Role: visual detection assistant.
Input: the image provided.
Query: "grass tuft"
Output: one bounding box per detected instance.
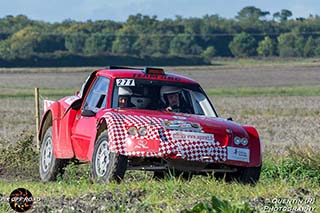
[262,145,320,185]
[0,132,39,180]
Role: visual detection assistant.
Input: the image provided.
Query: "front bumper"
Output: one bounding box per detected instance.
[112,137,259,167]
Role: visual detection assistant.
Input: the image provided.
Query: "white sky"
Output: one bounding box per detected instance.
[0,0,319,22]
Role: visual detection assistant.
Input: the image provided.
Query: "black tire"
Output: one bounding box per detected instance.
[91,131,128,183]
[153,169,193,181]
[153,171,167,180]
[229,166,261,185]
[39,127,68,181]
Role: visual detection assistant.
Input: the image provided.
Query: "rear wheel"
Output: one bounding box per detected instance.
[237,166,261,184]
[39,127,68,181]
[91,131,128,182]
[227,166,261,185]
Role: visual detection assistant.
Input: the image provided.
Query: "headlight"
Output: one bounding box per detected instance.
[234,136,241,145]
[128,127,137,136]
[241,138,248,146]
[234,136,249,146]
[138,127,147,136]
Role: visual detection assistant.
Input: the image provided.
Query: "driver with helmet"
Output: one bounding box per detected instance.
[160,86,189,113]
[118,87,133,108]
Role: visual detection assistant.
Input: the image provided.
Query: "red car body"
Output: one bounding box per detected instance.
[38,67,262,183]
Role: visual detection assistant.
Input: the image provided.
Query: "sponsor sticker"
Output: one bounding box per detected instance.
[116,79,135,86]
[227,147,250,162]
[125,138,160,152]
[171,131,215,143]
[172,115,187,120]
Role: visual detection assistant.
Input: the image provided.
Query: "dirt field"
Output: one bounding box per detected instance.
[0,63,319,149]
[0,63,319,211]
[1,63,320,88]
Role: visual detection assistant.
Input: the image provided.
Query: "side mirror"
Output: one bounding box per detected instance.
[81,109,96,117]
[71,99,82,110]
[227,117,233,121]
[75,90,80,96]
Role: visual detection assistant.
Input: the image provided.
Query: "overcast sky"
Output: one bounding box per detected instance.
[0,0,319,22]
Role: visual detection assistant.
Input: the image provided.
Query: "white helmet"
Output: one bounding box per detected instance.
[160,86,181,103]
[118,87,133,96]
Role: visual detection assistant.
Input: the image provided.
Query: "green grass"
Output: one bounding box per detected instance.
[0,172,318,212]
[0,135,319,212]
[0,87,76,99]
[206,86,320,97]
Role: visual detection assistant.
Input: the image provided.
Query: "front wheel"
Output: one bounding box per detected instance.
[39,127,68,181]
[91,131,128,182]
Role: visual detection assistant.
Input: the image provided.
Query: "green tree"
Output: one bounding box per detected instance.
[0,40,13,60]
[229,32,257,57]
[0,25,41,59]
[201,46,216,60]
[273,9,293,22]
[84,33,114,55]
[314,38,320,56]
[169,34,202,56]
[65,32,88,54]
[277,32,304,57]
[257,36,276,56]
[303,37,316,57]
[236,6,270,22]
[0,15,33,35]
[34,34,66,53]
[111,27,137,55]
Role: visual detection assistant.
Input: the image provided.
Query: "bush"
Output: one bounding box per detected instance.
[202,46,216,61]
[262,144,320,184]
[0,133,39,179]
[257,36,276,56]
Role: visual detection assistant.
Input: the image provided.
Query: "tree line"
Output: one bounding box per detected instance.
[1,6,320,65]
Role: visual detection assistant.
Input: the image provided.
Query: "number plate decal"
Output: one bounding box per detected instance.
[227,147,250,162]
[116,79,135,86]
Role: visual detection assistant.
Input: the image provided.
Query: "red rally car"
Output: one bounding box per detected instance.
[38,66,262,184]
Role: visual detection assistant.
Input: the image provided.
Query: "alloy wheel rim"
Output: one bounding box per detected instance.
[95,140,110,177]
[41,137,53,172]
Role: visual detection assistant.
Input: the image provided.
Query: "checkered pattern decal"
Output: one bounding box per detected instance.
[102,112,227,163]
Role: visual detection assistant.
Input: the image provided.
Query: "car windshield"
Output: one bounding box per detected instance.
[112,79,217,117]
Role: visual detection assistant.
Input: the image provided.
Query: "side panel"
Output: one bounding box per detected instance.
[56,108,77,158]
[41,102,62,158]
[71,113,97,161]
[38,101,76,159]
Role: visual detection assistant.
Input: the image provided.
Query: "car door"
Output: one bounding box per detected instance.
[71,76,110,161]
